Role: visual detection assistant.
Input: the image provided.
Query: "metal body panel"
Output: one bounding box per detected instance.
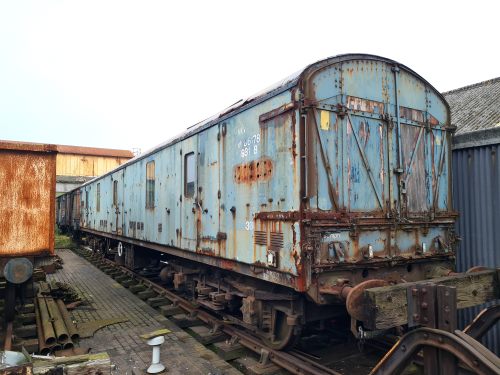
[77,89,300,276]
[198,125,221,256]
[0,141,56,257]
[58,54,455,297]
[111,168,124,235]
[303,59,455,265]
[453,137,500,355]
[220,89,300,272]
[180,136,198,249]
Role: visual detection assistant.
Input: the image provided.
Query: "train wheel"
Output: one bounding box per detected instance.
[262,310,300,350]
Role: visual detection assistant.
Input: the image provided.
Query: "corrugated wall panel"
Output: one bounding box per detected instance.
[452,142,500,355]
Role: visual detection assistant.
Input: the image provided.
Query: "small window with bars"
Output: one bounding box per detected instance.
[184,152,196,198]
[96,183,101,212]
[146,161,155,208]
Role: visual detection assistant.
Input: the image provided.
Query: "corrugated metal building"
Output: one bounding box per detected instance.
[444,77,500,354]
[55,145,133,195]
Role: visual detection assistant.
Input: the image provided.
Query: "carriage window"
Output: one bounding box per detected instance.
[96,183,101,212]
[184,152,195,198]
[146,161,155,208]
[85,191,89,209]
[113,180,118,206]
[76,192,81,216]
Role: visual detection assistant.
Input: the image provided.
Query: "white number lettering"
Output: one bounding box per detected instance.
[237,133,261,158]
[240,147,250,158]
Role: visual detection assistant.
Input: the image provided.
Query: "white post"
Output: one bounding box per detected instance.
[146,335,165,374]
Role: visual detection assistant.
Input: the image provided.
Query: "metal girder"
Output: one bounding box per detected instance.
[369,327,500,375]
[463,304,500,341]
[371,282,499,374]
[406,284,458,374]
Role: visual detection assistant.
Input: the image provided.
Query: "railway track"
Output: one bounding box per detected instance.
[7,247,497,374]
[73,246,384,375]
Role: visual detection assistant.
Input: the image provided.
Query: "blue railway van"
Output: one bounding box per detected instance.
[57,54,476,349]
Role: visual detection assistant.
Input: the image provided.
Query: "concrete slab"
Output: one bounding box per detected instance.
[137,289,157,300]
[146,297,171,308]
[188,325,226,345]
[170,314,203,328]
[213,341,248,361]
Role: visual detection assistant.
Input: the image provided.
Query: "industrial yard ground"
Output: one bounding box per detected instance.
[49,248,241,375]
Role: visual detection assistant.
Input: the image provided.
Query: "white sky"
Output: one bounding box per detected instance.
[0,0,498,152]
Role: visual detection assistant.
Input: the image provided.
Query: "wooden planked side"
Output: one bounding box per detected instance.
[363,269,500,330]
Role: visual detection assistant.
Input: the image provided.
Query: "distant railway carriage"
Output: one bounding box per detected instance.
[0,140,57,321]
[57,54,480,348]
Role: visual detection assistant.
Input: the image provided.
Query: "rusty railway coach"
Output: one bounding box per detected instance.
[1,140,57,321]
[57,54,498,349]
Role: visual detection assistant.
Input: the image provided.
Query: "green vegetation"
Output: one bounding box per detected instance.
[55,229,78,249]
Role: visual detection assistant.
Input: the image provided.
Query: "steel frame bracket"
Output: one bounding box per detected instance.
[406,283,458,374]
[464,304,500,340]
[369,327,500,375]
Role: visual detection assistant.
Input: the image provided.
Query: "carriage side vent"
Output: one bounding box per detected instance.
[254,231,267,246]
[269,232,284,250]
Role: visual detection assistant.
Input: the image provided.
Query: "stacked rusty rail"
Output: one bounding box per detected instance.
[35,282,79,355]
[2,321,13,351]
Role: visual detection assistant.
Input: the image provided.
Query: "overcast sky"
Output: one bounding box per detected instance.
[0,0,498,153]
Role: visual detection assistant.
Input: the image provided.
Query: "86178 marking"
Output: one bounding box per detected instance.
[238,133,260,158]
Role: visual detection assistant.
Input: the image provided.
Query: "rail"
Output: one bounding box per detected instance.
[77,247,500,375]
[87,249,341,375]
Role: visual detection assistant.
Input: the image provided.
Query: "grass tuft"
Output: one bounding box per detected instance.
[55,229,78,249]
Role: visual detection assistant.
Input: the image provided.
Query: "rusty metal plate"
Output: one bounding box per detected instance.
[4,258,33,284]
[0,145,56,257]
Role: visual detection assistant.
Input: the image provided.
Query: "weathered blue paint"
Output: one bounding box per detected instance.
[307,58,453,263]
[57,54,456,295]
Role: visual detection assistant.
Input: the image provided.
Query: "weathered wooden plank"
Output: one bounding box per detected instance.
[364,269,499,330]
[33,352,111,375]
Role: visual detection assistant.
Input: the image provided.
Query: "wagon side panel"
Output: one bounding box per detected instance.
[0,149,56,256]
